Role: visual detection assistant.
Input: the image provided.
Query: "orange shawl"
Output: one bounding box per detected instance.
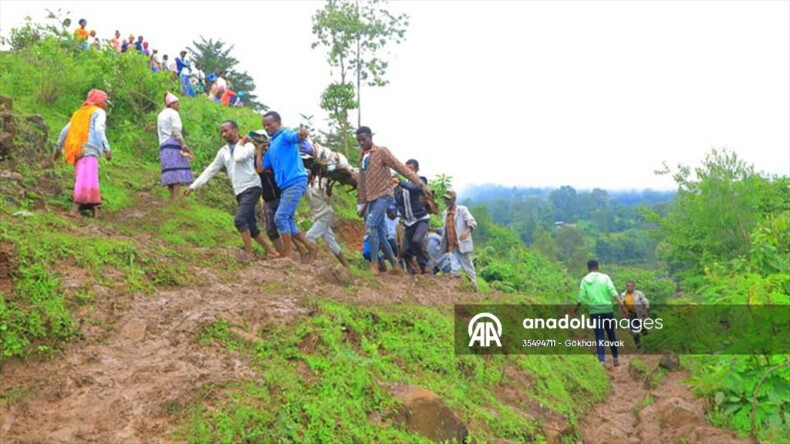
[63,105,99,165]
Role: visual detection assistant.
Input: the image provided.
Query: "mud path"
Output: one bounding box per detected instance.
[0,265,293,443]
[0,226,476,444]
[580,355,754,444]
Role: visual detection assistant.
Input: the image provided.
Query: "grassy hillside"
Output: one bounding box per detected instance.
[0,35,614,443]
[1,30,786,443]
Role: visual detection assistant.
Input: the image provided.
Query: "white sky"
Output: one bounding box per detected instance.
[1,0,788,192]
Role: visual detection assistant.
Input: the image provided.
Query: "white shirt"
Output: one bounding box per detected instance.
[306,179,334,221]
[215,77,227,90]
[190,142,260,196]
[156,107,183,145]
[179,58,191,77]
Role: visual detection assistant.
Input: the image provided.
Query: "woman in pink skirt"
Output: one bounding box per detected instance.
[54,89,112,218]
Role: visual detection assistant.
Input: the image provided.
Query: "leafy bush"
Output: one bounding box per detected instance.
[688,355,789,441]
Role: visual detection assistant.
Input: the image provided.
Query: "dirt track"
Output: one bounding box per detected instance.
[0,211,758,443]
[580,355,754,444]
[0,228,478,443]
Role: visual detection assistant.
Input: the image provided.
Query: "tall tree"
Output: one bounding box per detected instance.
[654,149,785,276]
[549,185,578,223]
[312,0,409,152]
[555,225,589,275]
[187,36,265,111]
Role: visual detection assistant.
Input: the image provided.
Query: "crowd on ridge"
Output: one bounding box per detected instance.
[72,18,246,107]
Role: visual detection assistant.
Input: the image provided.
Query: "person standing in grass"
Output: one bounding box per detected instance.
[576,259,626,366]
[121,34,134,53]
[184,120,279,262]
[440,189,478,290]
[54,89,112,218]
[192,63,206,95]
[109,30,122,52]
[157,92,193,199]
[618,280,650,350]
[175,51,194,96]
[74,19,89,50]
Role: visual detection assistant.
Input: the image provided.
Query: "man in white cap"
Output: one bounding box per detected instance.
[440,189,478,290]
[157,91,193,199]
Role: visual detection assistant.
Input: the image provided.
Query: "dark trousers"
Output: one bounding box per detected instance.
[262,199,280,240]
[628,312,644,348]
[235,187,262,238]
[402,219,430,272]
[591,313,619,362]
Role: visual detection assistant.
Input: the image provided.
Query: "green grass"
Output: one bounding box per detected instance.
[152,199,239,248]
[180,299,610,443]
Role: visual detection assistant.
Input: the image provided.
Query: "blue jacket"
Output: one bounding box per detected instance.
[395,176,429,226]
[263,128,308,190]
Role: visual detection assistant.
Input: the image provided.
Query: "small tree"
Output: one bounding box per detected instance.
[1,9,72,51]
[319,82,357,156]
[654,149,777,277]
[311,0,408,151]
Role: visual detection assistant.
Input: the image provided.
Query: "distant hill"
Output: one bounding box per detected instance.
[461,183,674,208]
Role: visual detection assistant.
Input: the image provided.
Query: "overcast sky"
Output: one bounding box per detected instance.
[1,0,788,192]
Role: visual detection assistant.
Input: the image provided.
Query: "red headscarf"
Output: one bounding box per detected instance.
[83,89,108,107]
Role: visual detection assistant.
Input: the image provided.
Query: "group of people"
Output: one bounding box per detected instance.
[54,89,480,288]
[72,19,245,107]
[55,89,656,368]
[162,53,244,107]
[353,128,478,288]
[74,19,155,59]
[576,259,651,366]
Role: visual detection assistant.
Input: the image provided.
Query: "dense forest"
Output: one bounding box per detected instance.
[462,185,674,271]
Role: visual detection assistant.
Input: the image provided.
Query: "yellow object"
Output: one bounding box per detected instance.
[74,28,89,41]
[63,105,99,165]
[624,291,635,313]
